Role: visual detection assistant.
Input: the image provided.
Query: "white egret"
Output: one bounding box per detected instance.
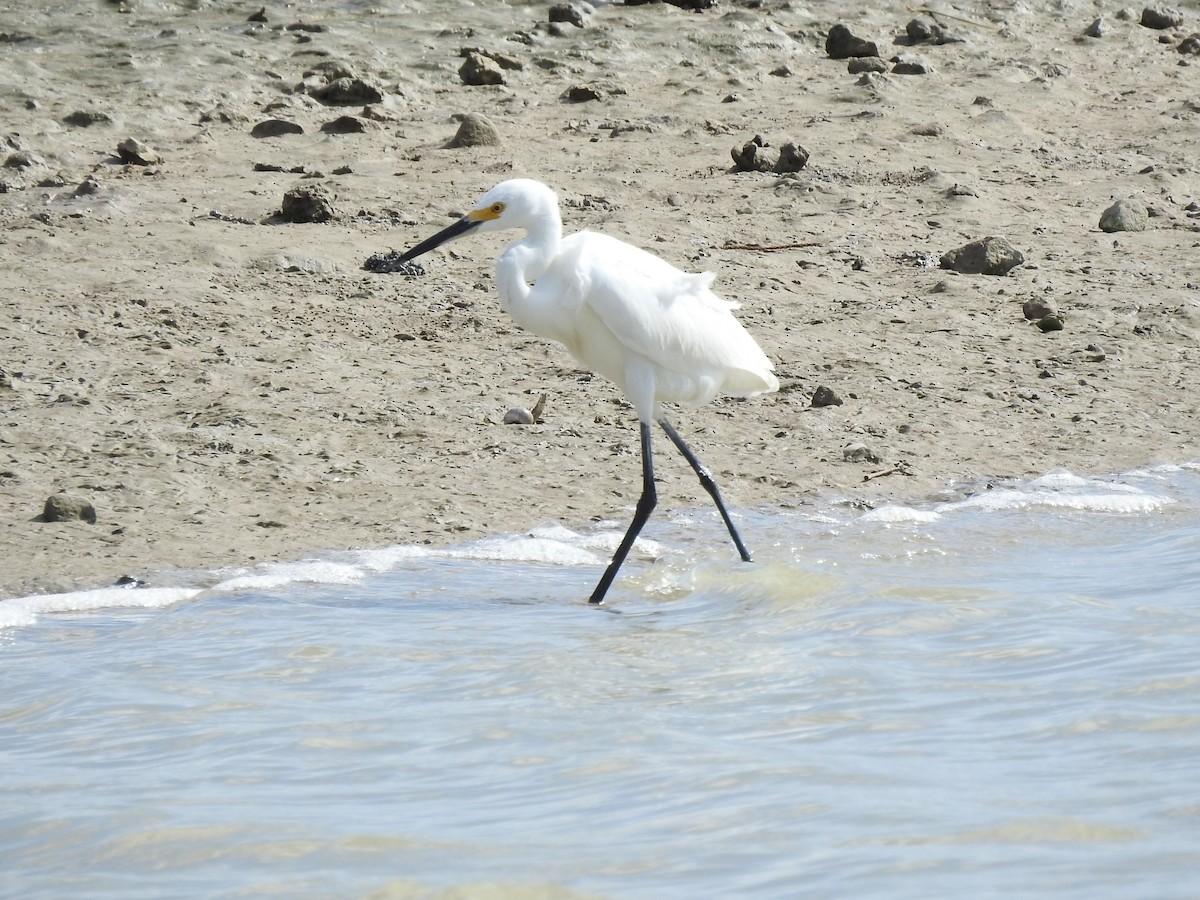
[398,179,778,604]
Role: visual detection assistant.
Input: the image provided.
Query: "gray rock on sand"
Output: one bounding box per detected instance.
[825,24,879,60]
[848,57,888,74]
[460,53,505,86]
[811,385,844,408]
[731,135,809,174]
[447,113,502,148]
[940,236,1025,275]
[280,184,335,223]
[549,3,588,27]
[1099,198,1148,232]
[1140,6,1184,29]
[63,109,114,128]
[116,137,162,165]
[843,442,883,464]
[1022,296,1059,320]
[251,118,304,138]
[42,493,97,524]
[311,77,384,106]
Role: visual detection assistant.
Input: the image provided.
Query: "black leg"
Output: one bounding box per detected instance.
[589,421,657,605]
[658,417,752,562]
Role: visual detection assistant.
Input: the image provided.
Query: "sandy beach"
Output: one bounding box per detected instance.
[1,0,1197,598]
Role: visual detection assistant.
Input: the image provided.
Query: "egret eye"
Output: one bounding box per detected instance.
[491,202,505,214]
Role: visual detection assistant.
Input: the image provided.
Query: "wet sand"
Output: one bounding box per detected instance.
[1,1,1197,597]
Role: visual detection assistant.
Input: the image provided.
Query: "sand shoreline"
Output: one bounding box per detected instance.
[2,0,1198,599]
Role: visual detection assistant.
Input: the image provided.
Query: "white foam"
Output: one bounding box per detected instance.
[441,535,603,566]
[858,505,942,524]
[212,560,366,593]
[949,488,1170,515]
[0,586,201,630]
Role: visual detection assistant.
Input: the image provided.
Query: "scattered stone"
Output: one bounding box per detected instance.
[280,184,335,223]
[248,6,267,22]
[565,85,603,102]
[1180,33,1200,53]
[769,65,793,77]
[311,76,384,105]
[1022,296,1059,320]
[364,251,425,275]
[811,385,844,408]
[41,493,97,525]
[72,174,100,197]
[891,55,933,75]
[843,442,883,464]
[1036,314,1065,332]
[116,137,161,165]
[447,112,502,148]
[825,23,879,59]
[848,56,888,74]
[730,135,809,174]
[1141,6,1184,29]
[286,21,328,33]
[906,17,938,42]
[459,47,524,71]
[503,407,535,425]
[63,109,114,128]
[251,118,304,138]
[1099,198,1148,232]
[1085,17,1105,37]
[459,52,505,86]
[549,3,587,27]
[3,150,42,169]
[940,236,1025,275]
[115,574,146,587]
[320,115,368,134]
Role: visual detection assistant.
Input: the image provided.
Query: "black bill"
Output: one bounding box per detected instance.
[399,216,481,263]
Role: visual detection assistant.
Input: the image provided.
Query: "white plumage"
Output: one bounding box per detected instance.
[399,178,778,604]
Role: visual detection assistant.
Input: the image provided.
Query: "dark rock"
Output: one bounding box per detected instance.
[565,84,603,102]
[825,24,879,59]
[1099,198,1148,232]
[1036,315,1065,332]
[311,77,384,105]
[364,252,425,275]
[731,136,776,172]
[248,6,267,22]
[320,115,368,134]
[42,493,97,524]
[891,56,933,74]
[280,184,335,223]
[940,236,1025,275]
[848,56,888,74]
[116,137,161,165]
[459,47,524,71]
[286,21,328,33]
[1141,6,1184,28]
[447,112,502,147]
[906,17,938,42]
[1179,33,1200,53]
[1022,296,1058,320]
[459,52,505,86]
[549,3,587,27]
[3,151,41,169]
[730,135,809,174]
[251,118,304,138]
[776,142,810,173]
[843,442,883,464]
[72,174,100,197]
[63,109,114,128]
[1085,17,1105,37]
[811,385,844,408]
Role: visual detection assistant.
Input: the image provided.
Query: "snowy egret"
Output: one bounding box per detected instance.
[398,179,778,604]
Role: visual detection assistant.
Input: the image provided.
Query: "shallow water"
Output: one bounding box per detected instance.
[4,466,1200,899]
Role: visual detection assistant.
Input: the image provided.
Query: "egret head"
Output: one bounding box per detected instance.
[398,179,557,263]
